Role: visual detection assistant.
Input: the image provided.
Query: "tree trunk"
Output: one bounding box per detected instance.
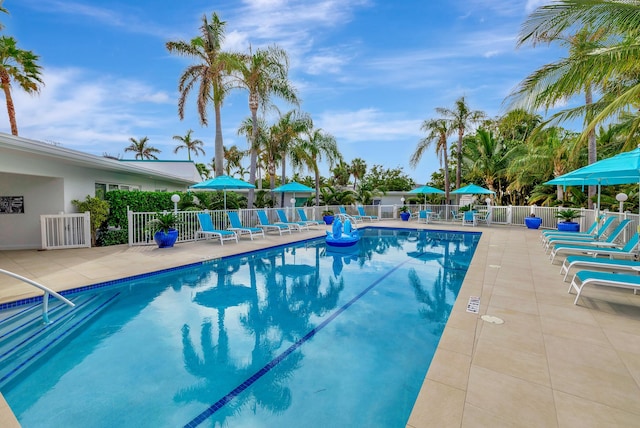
[1,72,18,136]
[214,102,224,177]
[247,105,258,208]
[585,85,596,210]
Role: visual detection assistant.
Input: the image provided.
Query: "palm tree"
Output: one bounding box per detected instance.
[124,136,160,160]
[223,145,245,176]
[229,45,299,208]
[166,13,234,176]
[293,128,342,206]
[195,163,211,179]
[411,118,454,201]
[436,97,485,189]
[331,161,351,187]
[350,158,367,190]
[0,36,44,136]
[238,115,269,189]
[463,129,508,194]
[172,129,205,161]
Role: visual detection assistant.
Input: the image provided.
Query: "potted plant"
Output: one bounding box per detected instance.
[147,212,181,248]
[400,205,411,221]
[524,213,542,229]
[322,209,335,225]
[555,208,582,232]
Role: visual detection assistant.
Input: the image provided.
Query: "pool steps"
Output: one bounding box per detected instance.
[0,291,120,388]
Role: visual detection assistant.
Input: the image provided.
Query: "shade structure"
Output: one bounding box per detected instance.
[408,185,445,204]
[271,181,314,204]
[545,147,640,215]
[450,184,495,195]
[190,175,255,209]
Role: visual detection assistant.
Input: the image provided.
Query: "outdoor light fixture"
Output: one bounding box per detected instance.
[171,194,180,214]
[616,193,628,214]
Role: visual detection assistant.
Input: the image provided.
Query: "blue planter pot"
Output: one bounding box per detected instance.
[557,222,580,232]
[154,228,178,248]
[323,215,334,225]
[400,212,411,221]
[525,217,542,229]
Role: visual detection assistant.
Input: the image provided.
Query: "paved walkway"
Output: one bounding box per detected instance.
[1,221,639,427]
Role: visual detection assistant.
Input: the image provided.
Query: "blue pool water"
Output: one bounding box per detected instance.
[3,228,479,427]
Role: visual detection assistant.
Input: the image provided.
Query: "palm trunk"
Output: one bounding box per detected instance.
[280,151,286,207]
[214,102,224,177]
[1,72,18,136]
[247,97,259,208]
[585,85,596,210]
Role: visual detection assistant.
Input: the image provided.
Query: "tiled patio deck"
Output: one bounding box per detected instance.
[1,221,639,427]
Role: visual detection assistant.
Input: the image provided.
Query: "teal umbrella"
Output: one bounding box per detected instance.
[272,181,315,205]
[408,185,445,204]
[450,184,495,195]
[190,175,255,209]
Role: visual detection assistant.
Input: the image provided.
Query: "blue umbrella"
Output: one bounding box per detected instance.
[408,185,445,204]
[272,181,314,204]
[450,184,495,195]
[190,175,255,209]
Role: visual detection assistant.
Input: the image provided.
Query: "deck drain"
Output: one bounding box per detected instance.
[481,315,504,324]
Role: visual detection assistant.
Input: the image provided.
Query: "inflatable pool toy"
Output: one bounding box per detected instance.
[326,217,360,248]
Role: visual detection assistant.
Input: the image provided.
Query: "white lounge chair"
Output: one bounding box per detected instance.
[256,210,292,235]
[357,206,379,221]
[544,219,629,253]
[276,209,309,232]
[297,208,323,228]
[195,213,238,245]
[227,211,264,240]
[549,232,640,263]
[560,255,640,281]
[568,270,640,305]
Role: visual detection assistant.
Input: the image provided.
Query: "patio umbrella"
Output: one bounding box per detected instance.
[450,184,495,195]
[190,175,255,209]
[408,185,445,205]
[272,181,314,204]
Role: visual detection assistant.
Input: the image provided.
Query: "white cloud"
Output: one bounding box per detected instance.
[317,108,422,143]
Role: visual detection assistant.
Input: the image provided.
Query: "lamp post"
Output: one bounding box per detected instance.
[616,193,628,214]
[171,194,180,214]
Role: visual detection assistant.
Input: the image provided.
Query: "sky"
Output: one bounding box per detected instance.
[1,0,564,185]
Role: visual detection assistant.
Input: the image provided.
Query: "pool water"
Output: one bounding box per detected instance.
[3,228,479,427]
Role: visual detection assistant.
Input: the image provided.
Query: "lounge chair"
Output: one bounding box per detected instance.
[417,210,429,224]
[568,270,640,305]
[450,209,464,221]
[297,208,323,228]
[356,206,379,221]
[339,206,362,222]
[195,213,238,245]
[544,218,628,253]
[475,211,491,226]
[276,209,310,232]
[542,216,616,247]
[560,255,640,281]
[541,215,604,241]
[256,210,292,235]
[549,232,639,263]
[226,211,265,240]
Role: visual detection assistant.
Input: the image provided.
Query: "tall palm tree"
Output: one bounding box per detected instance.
[411,118,454,201]
[293,128,342,206]
[229,45,299,208]
[436,97,485,189]
[331,161,351,187]
[124,136,161,160]
[238,115,269,189]
[223,144,245,176]
[350,158,367,190]
[166,12,234,176]
[463,129,508,194]
[0,36,44,136]
[172,129,205,161]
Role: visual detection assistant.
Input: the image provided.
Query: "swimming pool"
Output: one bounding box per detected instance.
[2,227,480,427]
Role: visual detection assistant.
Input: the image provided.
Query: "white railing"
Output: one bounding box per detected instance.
[40,212,91,250]
[125,204,640,246]
[0,268,75,324]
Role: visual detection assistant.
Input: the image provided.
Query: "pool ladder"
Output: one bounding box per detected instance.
[0,268,75,324]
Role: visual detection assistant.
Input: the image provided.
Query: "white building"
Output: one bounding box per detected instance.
[0,133,199,250]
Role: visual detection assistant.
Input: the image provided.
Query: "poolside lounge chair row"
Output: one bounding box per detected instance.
[195,209,325,245]
[537,217,640,305]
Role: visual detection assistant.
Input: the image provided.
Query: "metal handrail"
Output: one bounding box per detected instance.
[0,268,75,324]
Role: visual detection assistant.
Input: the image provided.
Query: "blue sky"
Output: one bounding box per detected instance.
[2,0,562,184]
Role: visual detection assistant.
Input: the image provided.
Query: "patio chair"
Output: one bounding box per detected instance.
[568,270,640,305]
[226,211,265,240]
[339,206,363,222]
[356,206,379,221]
[450,209,464,221]
[560,255,640,282]
[549,232,640,263]
[475,211,491,226]
[256,210,292,235]
[461,211,476,227]
[276,209,310,232]
[541,216,615,247]
[417,210,430,224]
[544,218,628,253]
[297,208,323,228]
[541,215,604,241]
[425,209,441,222]
[195,213,238,245]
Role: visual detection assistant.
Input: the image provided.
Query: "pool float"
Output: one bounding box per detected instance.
[326,217,360,248]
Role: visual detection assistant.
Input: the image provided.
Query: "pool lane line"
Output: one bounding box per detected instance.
[183,257,412,428]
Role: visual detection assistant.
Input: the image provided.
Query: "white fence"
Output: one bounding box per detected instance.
[40,212,91,250]
[126,204,640,247]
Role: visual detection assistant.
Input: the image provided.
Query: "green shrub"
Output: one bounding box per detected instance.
[96,229,128,246]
